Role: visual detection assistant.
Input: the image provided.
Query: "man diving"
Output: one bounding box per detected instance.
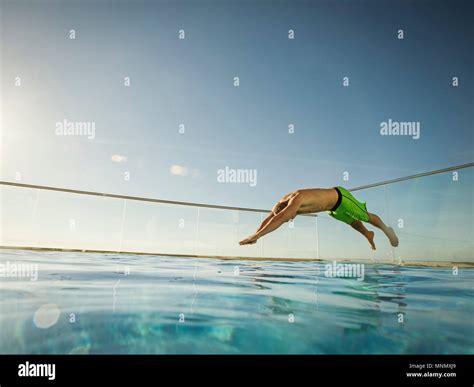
[239,187,399,250]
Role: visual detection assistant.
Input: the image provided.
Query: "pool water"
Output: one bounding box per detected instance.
[0,249,472,354]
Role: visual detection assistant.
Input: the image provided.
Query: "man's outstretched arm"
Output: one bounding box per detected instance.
[255,212,275,233]
[239,196,299,245]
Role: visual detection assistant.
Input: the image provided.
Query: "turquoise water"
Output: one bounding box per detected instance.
[0,249,472,354]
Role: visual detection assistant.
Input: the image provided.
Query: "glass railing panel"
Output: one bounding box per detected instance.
[33,189,124,251]
[1,185,124,250]
[120,200,199,256]
[196,208,264,258]
[0,184,38,246]
[384,166,473,262]
[263,214,319,259]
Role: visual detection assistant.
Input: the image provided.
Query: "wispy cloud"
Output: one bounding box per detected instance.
[170,164,188,177]
[111,154,127,163]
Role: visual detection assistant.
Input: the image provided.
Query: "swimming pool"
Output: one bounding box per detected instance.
[0,249,472,354]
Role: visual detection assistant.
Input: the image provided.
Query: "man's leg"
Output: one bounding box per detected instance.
[351,220,376,250]
[367,212,399,247]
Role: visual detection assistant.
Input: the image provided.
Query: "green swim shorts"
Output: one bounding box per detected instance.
[328,186,370,225]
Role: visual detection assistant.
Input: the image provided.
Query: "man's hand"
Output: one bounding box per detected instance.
[239,234,258,245]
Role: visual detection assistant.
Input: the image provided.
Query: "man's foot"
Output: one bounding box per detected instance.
[385,227,399,247]
[366,231,376,250]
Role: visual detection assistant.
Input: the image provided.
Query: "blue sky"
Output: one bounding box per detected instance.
[1,0,473,260]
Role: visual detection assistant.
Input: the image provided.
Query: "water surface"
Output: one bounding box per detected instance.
[0,249,472,354]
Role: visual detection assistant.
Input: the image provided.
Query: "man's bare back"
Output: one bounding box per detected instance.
[275,188,339,215]
[240,187,399,250]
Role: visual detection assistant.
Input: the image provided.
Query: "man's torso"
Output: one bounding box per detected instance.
[279,188,339,214]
